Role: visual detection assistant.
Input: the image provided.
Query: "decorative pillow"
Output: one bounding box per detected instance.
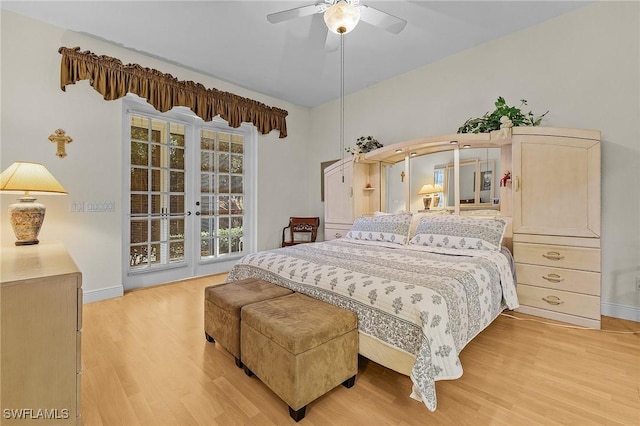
[409,215,507,251]
[345,213,412,245]
[409,210,452,239]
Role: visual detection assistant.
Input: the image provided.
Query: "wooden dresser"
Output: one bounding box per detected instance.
[1,242,82,424]
[511,127,601,328]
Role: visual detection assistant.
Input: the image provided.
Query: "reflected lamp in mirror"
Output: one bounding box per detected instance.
[0,162,68,245]
[432,184,443,208]
[418,184,437,210]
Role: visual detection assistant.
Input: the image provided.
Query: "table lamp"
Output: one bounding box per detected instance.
[0,161,68,245]
[432,184,443,208]
[418,184,435,210]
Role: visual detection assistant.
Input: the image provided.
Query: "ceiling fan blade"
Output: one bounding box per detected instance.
[267,3,327,24]
[309,14,330,50]
[325,33,340,53]
[359,5,407,34]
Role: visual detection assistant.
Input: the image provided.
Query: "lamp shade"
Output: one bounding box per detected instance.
[324,0,361,34]
[0,161,67,195]
[434,184,443,193]
[1,162,67,245]
[418,184,435,195]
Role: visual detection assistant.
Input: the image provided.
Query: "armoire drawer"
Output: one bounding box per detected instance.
[516,284,600,320]
[515,263,600,296]
[513,242,600,272]
[324,225,352,241]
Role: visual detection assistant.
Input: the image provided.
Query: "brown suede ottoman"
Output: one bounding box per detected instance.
[241,293,358,422]
[204,278,293,368]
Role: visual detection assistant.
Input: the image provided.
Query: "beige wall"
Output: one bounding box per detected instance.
[308,2,640,320]
[2,3,639,319]
[0,10,311,299]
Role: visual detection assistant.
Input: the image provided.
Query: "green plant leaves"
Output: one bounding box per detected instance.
[346,136,383,154]
[457,97,548,134]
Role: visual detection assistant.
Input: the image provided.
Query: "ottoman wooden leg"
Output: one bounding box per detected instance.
[205,332,215,343]
[243,366,254,377]
[342,375,356,388]
[288,406,306,422]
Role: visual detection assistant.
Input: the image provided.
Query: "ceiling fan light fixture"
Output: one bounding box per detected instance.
[324,1,361,34]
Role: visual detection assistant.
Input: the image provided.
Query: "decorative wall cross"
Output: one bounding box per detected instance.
[48,129,73,158]
[400,171,405,182]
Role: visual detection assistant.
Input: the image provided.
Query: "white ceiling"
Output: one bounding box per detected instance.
[2,1,590,108]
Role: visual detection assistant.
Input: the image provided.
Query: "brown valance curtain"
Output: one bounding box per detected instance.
[58,47,288,138]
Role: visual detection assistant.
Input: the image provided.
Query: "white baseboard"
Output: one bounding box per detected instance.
[601,301,640,322]
[83,285,124,303]
[83,283,639,322]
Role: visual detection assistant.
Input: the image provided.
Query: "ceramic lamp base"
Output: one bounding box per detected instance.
[8,197,45,245]
[422,196,432,210]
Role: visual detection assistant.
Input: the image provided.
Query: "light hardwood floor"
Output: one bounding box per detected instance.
[81,275,640,425]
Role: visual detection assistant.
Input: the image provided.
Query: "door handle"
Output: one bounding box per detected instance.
[186,211,192,216]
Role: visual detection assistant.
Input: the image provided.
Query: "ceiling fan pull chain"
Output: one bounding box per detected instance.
[340,32,345,182]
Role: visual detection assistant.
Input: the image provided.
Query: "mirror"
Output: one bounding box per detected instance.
[411,150,453,212]
[384,147,501,213]
[385,150,455,213]
[435,147,501,209]
[385,161,406,214]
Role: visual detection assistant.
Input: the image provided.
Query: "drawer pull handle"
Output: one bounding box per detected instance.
[542,273,564,283]
[542,251,565,261]
[334,233,342,238]
[542,295,564,305]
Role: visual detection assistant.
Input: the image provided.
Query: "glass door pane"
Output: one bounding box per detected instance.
[199,130,245,261]
[129,115,186,270]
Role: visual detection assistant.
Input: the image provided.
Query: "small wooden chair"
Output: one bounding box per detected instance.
[281,217,320,247]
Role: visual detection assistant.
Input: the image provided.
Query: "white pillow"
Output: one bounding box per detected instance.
[345,213,412,245]
[409,210,452,238]
[409,215,507,251]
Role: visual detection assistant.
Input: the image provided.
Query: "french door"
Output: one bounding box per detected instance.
[198,129,246,262]
[124,107,254,289]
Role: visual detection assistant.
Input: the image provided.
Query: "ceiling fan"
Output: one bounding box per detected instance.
[267,0,407,35]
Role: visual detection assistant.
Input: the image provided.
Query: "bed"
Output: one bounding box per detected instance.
[227,213,518,411]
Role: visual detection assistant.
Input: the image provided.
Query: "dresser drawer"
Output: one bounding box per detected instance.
[514,242,600,272]
[517,284,600,320]
[324,225,352,241]
[76,330,82,373]
[76,371,82,421]
[515,263,600,296]
[77,287,83,330]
